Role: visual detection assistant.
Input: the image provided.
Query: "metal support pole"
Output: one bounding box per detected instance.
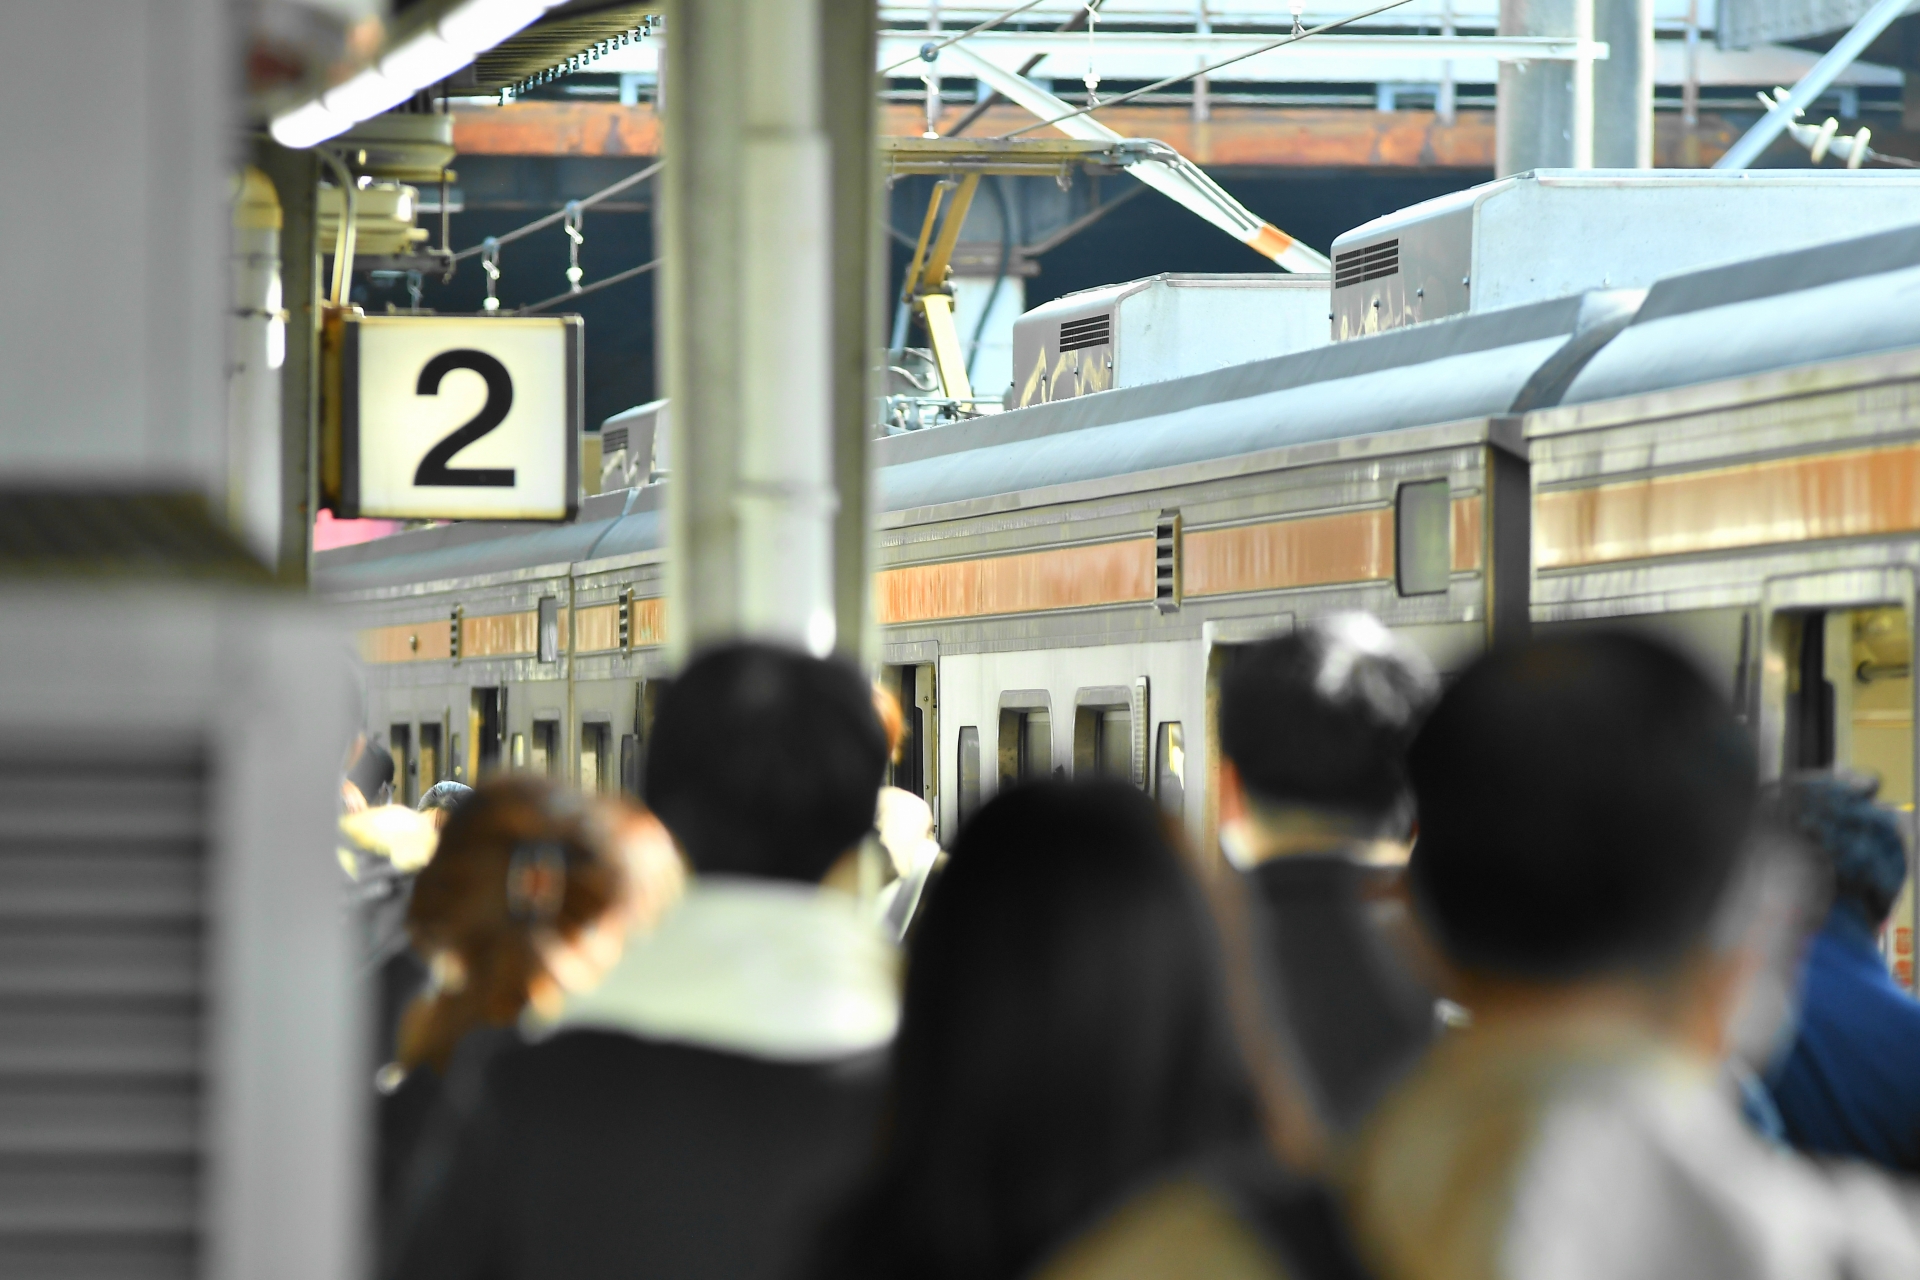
[1591,0,1651,166]
[1715,0,1916,169]
[660,0,874,660]
[1497,0,1595,174]
[252,141,322,585]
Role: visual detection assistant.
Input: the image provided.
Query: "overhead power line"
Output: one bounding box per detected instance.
[998,0,1418,139]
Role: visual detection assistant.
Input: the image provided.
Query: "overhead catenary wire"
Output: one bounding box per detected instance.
[449,159,664,263]
[880,0,1057,75]
[517,257,662,315]
[998,0,1417,138]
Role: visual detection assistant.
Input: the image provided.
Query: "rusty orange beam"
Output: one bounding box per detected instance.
[451,100,1755,169]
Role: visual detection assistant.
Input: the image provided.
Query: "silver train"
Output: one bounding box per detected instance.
[320,218,1920,992]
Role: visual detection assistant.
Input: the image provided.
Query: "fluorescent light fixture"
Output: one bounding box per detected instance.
[270,99,349,150]
[270,0,563,149]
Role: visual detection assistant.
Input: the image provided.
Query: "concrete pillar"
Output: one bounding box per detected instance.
[1497,0,1595,174]
[252,143,325,582]
[661,0,877,661]
[1592,0,1653,167]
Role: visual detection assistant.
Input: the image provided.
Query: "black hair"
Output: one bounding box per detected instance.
[641,641,887,882]
[1769,771,1907,928]
[1218,613,1438,825]
[1407,631,1758,979]
[415,780,473,813]
[349,738,396,798]
[807,781,1259,1280]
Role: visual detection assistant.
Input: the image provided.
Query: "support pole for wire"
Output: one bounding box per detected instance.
[1714,0,1917,169]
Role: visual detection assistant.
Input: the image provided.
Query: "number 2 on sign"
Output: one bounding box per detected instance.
[414,349,517,487]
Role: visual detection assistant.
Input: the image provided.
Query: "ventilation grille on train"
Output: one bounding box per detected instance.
[0,741,209,1278]
[1333,239,1399,289]
[602,426,628,455]
[1059,314,1112,352]
[1155,511,1181,613]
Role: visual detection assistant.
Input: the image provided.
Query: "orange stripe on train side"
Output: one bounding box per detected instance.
[1184,508,1393,596]
[875,539,1156,625]
[461,611,538,658]
[1537,441,1920,569]
[574,604,621,653]
[357,621,453,664]
[1452,495,1483,573]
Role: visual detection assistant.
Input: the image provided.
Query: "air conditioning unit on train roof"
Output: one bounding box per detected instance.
[1009,272,1330,410]
[1329,168,1920,342]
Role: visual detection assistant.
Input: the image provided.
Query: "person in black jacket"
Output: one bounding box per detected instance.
[390,642,896,1280]
[802,781,1369,1280]
[1216,614,1440,1137]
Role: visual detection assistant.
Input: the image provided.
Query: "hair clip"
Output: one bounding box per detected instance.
[506,841,568,924]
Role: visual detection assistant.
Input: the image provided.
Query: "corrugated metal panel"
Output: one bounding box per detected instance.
[0,743,208,1280]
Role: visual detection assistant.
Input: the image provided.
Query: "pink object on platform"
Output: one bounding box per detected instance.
[313,509,405,551]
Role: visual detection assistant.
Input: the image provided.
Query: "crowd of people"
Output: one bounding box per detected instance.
[338,620,1920,1280]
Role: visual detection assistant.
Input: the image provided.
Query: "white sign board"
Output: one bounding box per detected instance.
[337,315,581,521]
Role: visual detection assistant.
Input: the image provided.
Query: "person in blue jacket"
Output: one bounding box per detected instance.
[1767,771,1920,1173]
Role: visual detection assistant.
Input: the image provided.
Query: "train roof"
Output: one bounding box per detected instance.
[317,219,1920,597]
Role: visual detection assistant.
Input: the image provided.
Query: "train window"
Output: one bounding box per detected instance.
[389,724,413,805]
[1155,722,1186,822]
[957,727,981,824]
[538,596,561,664]
[581,722,610,794]
[532,720,560,778]
[1396,479,1452,597]
[418,723,441,788]
[620,733,641,797]
[450,733,463,781]
[510,733,527,770]
[998,707,1052,788]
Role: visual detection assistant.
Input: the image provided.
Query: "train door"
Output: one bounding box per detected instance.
[1764,580,1916,992]
[998,694,1054,790]
[580,721,611,794]
[418,721,442,788]
[531,719,560,778]
[469,687,504,780]
[881,664,936,812]
[389,724,413,805]
[1200,617,1294,869]
[1073,680,1149,788]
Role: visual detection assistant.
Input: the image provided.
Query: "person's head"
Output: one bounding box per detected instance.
[874,682,907,764]
[1770,770,1906,930]
[415,779,474,831]
[643,641,888,883]
[1217,613,1438,853]
[343,735,396,810]
[1407,632,1758,1023]
[831,781,1257,1280]
[400,775,626,1072]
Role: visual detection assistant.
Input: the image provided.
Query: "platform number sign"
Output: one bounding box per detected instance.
[330,315,582,521]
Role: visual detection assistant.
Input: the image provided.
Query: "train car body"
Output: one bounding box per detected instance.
[320,220,1920,990]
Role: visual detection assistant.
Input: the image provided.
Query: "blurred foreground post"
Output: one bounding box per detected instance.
[659,0,880,662]
[0,4,360,1279]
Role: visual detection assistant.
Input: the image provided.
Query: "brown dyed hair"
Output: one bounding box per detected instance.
[874,683,906,763]
[398,775,624,1073]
